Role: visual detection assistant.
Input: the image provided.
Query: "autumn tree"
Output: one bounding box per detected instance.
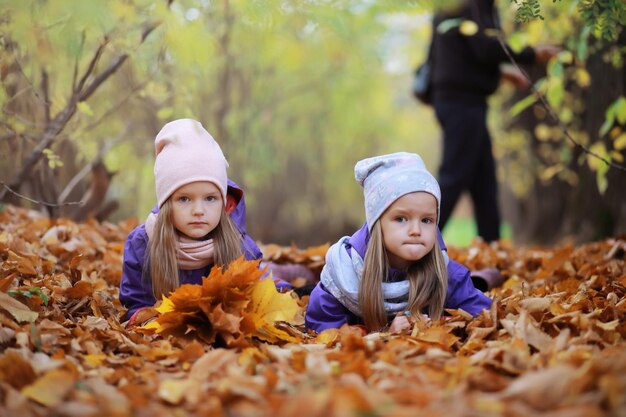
[496,0,626,243]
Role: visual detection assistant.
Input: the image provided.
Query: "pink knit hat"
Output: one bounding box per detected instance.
[154,119,228,208]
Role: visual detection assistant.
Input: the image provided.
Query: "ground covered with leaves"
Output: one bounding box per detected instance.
[0,205,625,417]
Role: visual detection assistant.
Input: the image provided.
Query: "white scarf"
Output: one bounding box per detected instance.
[320,236,410,317]
[144,213,215,270]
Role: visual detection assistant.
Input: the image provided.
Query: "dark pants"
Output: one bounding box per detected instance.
[434,100,500,242]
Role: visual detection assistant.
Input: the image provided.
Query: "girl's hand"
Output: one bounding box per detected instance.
[389,311,413,334]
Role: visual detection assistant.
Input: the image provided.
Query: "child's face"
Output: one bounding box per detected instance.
[379,191,437,270]
[171,181,223,240]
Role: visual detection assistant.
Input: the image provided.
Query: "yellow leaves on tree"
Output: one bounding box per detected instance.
[142,257,300,347]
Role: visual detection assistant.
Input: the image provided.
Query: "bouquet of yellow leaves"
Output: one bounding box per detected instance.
[140,257,302,347]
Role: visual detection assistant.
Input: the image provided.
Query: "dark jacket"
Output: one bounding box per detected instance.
[432,0,535,104]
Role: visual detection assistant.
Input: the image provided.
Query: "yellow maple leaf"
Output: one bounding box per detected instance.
[141,319,160,331]
[253,324,299,343]
[156,295,175,314]
[249,277,298,323]
[247,277,300,343]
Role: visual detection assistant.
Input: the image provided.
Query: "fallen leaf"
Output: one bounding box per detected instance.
[0,350,37,389]
[500,365,582,410]
[158,378,192,405]
[65,280,93,299]
[21,369,76,407]
[0,292,38,322]
[519,297,552,312]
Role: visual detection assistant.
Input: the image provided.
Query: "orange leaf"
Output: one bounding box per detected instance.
[65,280,93,299]
[207,303,242,334]
[0,273,16,292]
[247,277,300,343]
[169,284,203,311]
[8,250,38,276]
[0,351,37,390]
[413,325,459,349]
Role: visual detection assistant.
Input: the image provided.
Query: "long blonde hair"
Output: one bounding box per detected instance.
[358,220,448,331]
[146,199,243,299]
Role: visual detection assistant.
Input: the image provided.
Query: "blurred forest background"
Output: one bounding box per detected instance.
[1,0,625,247]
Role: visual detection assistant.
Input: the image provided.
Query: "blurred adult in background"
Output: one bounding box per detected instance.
[431,0,560,242]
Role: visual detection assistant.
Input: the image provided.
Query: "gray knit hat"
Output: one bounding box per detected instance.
[355,152,440,231]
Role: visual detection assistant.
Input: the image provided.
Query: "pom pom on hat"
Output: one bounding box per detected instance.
[154,119,228,208]
[354,152,441,231]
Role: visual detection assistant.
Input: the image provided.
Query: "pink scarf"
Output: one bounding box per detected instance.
[144,213,215,270]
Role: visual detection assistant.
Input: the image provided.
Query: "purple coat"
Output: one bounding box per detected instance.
[119,180,264,319]
[305,224,492,332]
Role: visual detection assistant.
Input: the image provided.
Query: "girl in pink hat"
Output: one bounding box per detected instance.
[120,119,289,325]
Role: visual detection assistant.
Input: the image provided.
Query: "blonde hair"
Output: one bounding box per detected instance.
[146,199,243,299]
[358,220,448,331]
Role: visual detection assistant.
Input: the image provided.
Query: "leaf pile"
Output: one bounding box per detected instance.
[141,258,301,347]
[1,205,626,417]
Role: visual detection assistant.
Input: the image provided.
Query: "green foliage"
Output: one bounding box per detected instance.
[578,0,626,42]
[600,96,626,137]
[513,0,626,43]
[513,0,545,22]
[510,93,537,117]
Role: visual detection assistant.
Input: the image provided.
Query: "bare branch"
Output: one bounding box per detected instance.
[140,21,158,43]
[75,36,108,95]
[57,138,118,204]
[79,23,158,102]
[0,21,161,201]
[57,163,92,205]
[81,81,147,133]
[1,181,83,207]
[11,51,46,106]
[71,31,85,93]
[41,68,50,124]
[0,100,78,201]
[78,54,127,102]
